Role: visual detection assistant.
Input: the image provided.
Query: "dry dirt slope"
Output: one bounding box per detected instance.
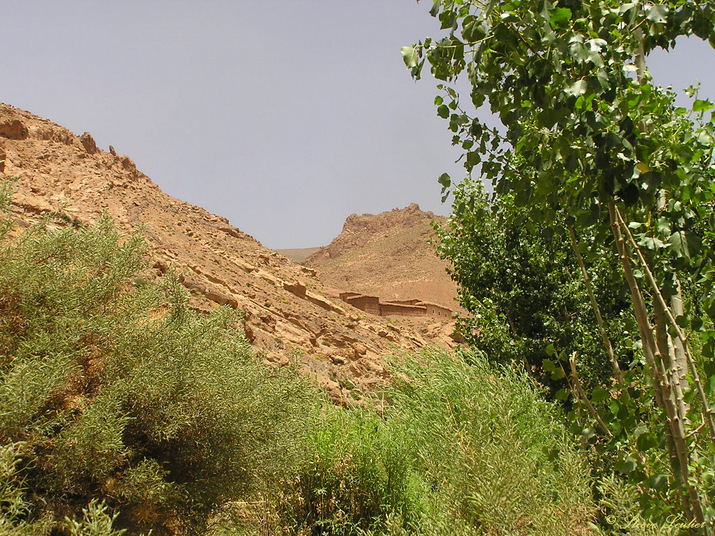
[0,103,457,402]
[303,203,459,310]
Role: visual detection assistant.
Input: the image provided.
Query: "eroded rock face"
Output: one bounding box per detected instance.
[0,119,28,140]
[0,102,457,404]
[120,155,136,173]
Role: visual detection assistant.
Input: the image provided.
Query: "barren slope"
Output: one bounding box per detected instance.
[304,203,458,309]
[0,103,457,402]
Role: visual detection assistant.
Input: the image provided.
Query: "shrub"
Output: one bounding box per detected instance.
[274,349,594,536]
[388,350,595,536]
[0,208,318,535]
[279,405,427,535]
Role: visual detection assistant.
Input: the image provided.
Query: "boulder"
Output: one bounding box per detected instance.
[80,132,98,154]
[283,281,307,299]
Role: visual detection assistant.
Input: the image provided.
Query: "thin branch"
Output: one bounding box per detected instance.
[567,225,624,384]
[569,352,613,438]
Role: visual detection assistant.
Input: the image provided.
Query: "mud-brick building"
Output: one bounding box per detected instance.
[339,292,381,316]
[339,293,452,320]
[419,302,453,320]
[379,301,427,318]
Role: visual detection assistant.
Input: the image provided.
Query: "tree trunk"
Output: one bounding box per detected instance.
[609,202,704,524]
[670,277,690,410]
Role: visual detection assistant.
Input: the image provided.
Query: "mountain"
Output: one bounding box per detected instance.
[0,103,457,402]
[303,203,459,310]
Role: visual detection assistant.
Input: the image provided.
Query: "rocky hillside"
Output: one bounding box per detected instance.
[0,103,457,403]
[304,203,459,309]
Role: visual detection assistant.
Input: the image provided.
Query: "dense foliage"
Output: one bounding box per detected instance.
[241,350,594,536]
[435,178,632,395]
[405,0,715,529]
[0,191,598,535]
[0,200,318,535]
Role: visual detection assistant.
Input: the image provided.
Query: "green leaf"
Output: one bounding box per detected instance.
[549,7,572,29]
[542,359,556,373]
[401,46,418,69]
[632,424,647,438]
[638,236,665,251]
[438,173,451,190]
[569,41,590,63]
[586,38,607,53]
[556,388,570,401]
[693,99,714,113]
[706,374,715,396]
[649,473,668,490]
[565,80,588,97]
[596,70,610,90]
[647,4,668,24]
[676,315,689,328]
[466,151,481,167]
[591,386,609,403]
[437,105,450,119]
[669,230,701,258]
[462,17,488,43]
[608,399,620,415]
[429,0,442,17]
[691,316,704,331]
[705,296,715,323]
[582,427,596,441]
[620,456,637,474]
[637,432,659,451]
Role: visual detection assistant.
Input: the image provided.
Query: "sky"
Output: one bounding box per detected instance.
[2,2,714,249]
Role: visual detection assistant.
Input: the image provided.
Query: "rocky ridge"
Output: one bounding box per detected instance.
[0,103,457,402]
[304,203,459,309]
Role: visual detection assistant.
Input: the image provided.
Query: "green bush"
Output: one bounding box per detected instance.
[273,350,594,536]
[279,405,426,535]
[0,209,318,535]
[387,350,595,535]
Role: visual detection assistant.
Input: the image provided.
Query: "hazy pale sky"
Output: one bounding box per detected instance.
[3,2,713,248]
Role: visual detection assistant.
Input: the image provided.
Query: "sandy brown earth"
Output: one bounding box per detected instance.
[303,203,460,310]
[0,103,458,403]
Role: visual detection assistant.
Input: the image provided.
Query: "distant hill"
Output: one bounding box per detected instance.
[303,203,459,310]
[276,247,322,263]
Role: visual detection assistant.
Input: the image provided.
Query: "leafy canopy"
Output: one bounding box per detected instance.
[403,0,715,323]
[405,0,715,527]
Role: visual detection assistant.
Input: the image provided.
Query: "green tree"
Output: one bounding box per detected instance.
[405,0,715,528]
[435,178,632,395]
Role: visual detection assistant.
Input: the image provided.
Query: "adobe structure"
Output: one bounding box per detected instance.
[339,292,453,320]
